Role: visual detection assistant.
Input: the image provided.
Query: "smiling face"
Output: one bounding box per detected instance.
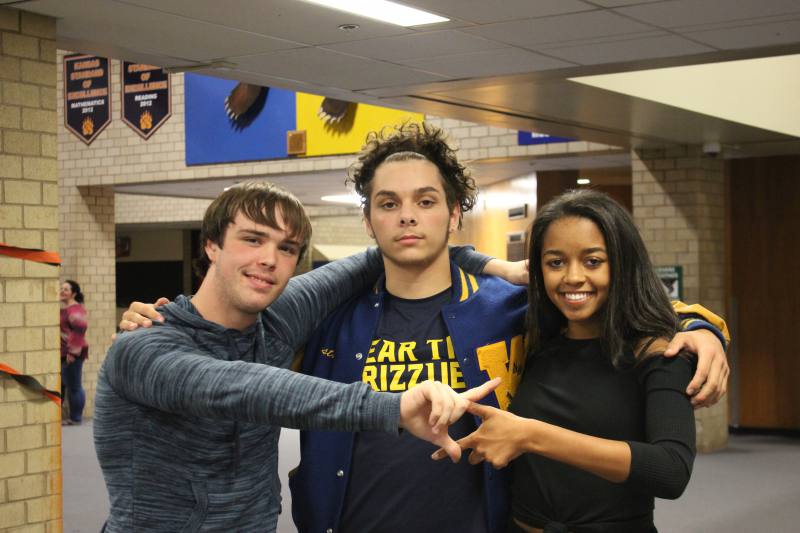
[202,210,301,328]
[540,216,610,339]
[364,158,459,270]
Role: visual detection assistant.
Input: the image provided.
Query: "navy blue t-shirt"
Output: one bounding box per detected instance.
[338,288,487,533]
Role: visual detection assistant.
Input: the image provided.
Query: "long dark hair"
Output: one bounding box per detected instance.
[526,189,677,368]
[65,279,84,304]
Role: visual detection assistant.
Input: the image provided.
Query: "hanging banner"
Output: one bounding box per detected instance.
[64,54,111,145]
[518,131,574,145]
[121,62,171,139]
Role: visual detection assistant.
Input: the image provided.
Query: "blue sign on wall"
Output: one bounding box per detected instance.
[184,73,296,165]
[518,131,574,145]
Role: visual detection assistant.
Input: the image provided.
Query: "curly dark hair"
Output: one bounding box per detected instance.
[346,122,477,228]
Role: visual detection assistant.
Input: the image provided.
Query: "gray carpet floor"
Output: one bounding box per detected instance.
[62,422,799,532]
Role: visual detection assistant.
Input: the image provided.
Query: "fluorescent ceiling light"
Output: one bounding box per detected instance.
[304,0,448,27]
[577,178,590,185]
[321,193,362,205]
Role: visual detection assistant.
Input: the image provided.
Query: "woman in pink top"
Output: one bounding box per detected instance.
[60,280,88,424]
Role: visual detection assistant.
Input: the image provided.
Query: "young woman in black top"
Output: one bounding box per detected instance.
[437,190,696,532]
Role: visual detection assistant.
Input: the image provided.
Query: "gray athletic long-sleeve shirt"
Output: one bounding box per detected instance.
[94,248,489,532]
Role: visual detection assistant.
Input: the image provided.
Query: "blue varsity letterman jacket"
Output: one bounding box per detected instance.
[289,261,528,533]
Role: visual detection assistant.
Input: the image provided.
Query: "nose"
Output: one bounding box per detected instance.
[564,261,585,285]
[258,243,278,269]
[399,206,417,227]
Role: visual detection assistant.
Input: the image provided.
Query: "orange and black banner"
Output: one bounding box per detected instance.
[122,61,171,139]
[64,53,111,145]
[0,242,61,265]
[0,363,62,405]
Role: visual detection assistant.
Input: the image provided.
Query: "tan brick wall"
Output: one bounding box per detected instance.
[425,116,617,162]
[58,185,115,420]
[307,206,370,247]
[0,7,63,531]
[632,146,728,452]
[115,193,210,225]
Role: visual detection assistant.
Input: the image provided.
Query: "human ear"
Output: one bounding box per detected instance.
[449,205,460,233]
[363,211,376,239]
[205,239,220,263]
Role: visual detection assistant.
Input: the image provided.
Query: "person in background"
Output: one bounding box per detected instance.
[60,279,88,425]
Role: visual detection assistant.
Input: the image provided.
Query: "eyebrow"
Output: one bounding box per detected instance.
[542,247,606,255]
[373,186,442,198]
[236,227,302,247]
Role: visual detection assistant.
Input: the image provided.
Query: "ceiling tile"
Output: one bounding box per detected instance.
[545,34,714,65]
[399,48,574,78]
[321,30,506,62]
[24,0,303,62]
[403,0,595,24]
[463,10,658,49]
[114,0,415,45]
[232,47,449,90]
[685,18,800,49]
[615,0,800,29]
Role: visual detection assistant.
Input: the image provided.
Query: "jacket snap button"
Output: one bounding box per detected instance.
[355,353,363,360]
[374,302,379,308]
[336,469,344,477]
[327,529,333,533]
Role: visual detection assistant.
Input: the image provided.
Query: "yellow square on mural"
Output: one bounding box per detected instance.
[296,93,423,157]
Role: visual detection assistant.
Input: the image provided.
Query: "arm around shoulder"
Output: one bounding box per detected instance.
[268,247,383,350]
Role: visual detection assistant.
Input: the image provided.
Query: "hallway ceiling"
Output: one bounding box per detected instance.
[9,0,800,156]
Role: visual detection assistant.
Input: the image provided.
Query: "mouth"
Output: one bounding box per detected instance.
[559,291,595,305]
[244,272,277,290]
[395,233,423,245]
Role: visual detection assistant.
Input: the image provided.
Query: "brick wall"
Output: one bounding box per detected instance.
[632,146,728,452]
[307,205,370,247]
[1,7,63,531]
[115,193,210,225]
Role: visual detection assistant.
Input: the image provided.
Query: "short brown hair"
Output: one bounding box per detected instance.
[346,122,477,228]
[194,181,312,277]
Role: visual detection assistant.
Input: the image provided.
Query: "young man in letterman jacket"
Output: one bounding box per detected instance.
[288,123,730,533]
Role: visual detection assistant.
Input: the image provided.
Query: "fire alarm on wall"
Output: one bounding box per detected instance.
[287,130,307,155]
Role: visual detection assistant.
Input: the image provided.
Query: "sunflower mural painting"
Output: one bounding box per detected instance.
[184,73,422,165]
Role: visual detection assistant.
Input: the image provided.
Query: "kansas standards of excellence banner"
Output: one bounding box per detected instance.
[64,54,111,145]
[122,62,171,139]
